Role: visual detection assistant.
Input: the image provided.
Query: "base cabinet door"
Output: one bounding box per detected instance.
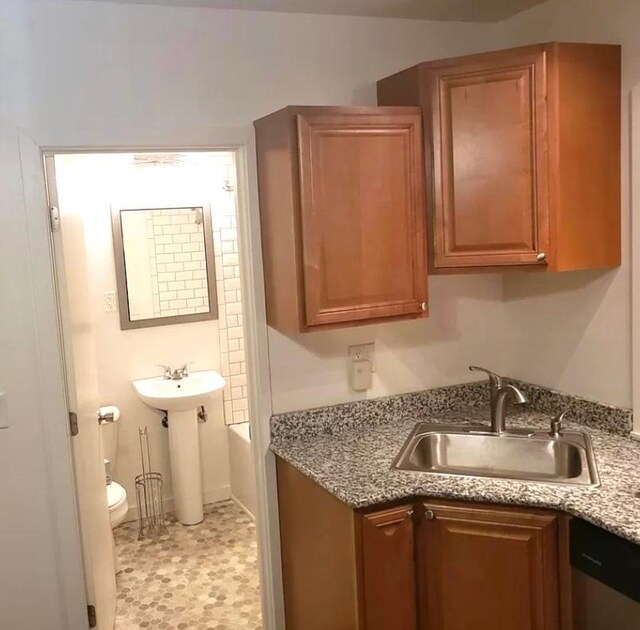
[417,503,560,630]
[360,505,418,630]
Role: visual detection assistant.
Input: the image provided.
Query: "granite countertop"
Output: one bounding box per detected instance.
[270,402,640,545]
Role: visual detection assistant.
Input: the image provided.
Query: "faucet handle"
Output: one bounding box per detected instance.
[549,410,568,438]
[469,366,503,389]
[178,361,194,377]
[157,364,172,379]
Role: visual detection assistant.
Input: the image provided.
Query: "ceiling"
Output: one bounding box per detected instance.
[65,0,547,23]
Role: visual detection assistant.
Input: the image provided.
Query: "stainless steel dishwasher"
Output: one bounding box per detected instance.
[571,518,640,629]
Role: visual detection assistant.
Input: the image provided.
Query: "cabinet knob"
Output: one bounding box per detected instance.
[420,302,427,311]
[537,252,546,262]
[424,509,435,520]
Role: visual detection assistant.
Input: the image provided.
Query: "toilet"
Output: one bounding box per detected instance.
[107,480,129,528]
[99,405,129,573]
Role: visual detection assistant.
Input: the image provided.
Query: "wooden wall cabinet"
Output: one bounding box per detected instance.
[377,43,621,272]
[276,458,571,630]
[254,106,428,333]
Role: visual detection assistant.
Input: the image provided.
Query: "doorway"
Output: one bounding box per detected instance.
[44,150,264,629]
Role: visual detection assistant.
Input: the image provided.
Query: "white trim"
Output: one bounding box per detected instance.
[235,139,285,629]
[230,495,257,522]
[18,126,282,630]
[633,85,640,435]
[123,485,232,524]
[18,131,88,630]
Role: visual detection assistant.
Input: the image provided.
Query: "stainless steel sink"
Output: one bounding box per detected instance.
[392,423,599,487]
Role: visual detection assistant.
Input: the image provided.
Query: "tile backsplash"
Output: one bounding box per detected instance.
[212,168,249,426]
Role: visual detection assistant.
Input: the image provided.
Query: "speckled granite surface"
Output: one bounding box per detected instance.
[270,388,640,545]
[270,381,489,440]
[271,379,633,439]
[508,379,633,436]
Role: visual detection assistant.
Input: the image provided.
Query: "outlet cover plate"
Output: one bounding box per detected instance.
[348,343,376,372]
[103,291,117,313]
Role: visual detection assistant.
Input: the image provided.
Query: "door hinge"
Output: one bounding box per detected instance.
[87,604,97,628]
[69,411,79,437]
[49,205,61,232]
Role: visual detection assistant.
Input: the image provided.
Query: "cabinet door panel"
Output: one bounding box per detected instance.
[430,50,549,268]
[418,503,559,630]
[298,113,427,326]
[360,505,417,630]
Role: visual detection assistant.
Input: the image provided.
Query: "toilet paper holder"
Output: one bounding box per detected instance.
[98,406,121,424]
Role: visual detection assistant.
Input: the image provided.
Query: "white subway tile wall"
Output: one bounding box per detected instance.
[144,207,210,317]
[212,163,249,425]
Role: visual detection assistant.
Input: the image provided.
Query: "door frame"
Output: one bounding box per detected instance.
[18,126,284,629]
[632,85,640,440]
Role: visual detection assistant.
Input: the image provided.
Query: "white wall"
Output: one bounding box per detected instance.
[497,0,636,408]
[269,275,506,411]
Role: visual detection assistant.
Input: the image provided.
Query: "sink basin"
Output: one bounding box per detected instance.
[133,370,225,411]
[392,423,599,487]
[132,369,226,526]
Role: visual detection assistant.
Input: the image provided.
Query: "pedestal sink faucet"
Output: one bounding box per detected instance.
[469,366,528,435]
[158,363,191,380]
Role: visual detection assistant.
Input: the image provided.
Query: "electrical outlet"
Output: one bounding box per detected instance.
[348,343,376,372]
[103,291,117,313]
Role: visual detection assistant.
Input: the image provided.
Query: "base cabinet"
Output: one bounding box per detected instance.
[276,458,570,630]
[360,506,418,630]
[418,502,560,630]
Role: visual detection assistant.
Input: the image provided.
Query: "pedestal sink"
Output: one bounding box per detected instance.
[133,370,226,525]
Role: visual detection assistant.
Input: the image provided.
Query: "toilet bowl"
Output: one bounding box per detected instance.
[107,481,129,529]
[107,481,128,574]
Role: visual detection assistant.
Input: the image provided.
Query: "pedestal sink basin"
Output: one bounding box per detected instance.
[133,370,226,411]
[133,370,226,525]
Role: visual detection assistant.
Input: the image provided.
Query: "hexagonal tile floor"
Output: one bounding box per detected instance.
[113,500,262,630]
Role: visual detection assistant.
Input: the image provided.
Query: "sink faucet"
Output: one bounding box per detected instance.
[549,410,567,438]
[492,384,528,434]
[469,365,503,419]
[158,363,190,380]
[469,366,528,434]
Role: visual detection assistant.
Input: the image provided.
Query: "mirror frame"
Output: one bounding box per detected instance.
[111,205,218,330]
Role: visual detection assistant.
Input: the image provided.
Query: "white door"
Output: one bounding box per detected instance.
[45,155,117,629]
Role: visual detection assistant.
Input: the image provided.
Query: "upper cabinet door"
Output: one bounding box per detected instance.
[378,43,621,273]
[429,49,549,268]
[297,112,427,327]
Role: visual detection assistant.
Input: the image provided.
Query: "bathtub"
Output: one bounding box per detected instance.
[228,422,257,520]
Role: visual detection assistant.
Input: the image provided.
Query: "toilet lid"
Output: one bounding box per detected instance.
[106,481,127,510]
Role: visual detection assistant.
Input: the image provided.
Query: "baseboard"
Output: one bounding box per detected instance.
[124,484,232,523]
[231,494,256,522]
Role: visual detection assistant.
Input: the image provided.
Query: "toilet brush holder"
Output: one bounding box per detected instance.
[135,426,167,540]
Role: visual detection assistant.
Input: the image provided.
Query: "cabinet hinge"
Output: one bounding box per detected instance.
[49,205,61,232]
[87,604,97,628]
[69,411,79,437]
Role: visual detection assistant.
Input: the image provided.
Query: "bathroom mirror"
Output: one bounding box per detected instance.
[111,205,218,330]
